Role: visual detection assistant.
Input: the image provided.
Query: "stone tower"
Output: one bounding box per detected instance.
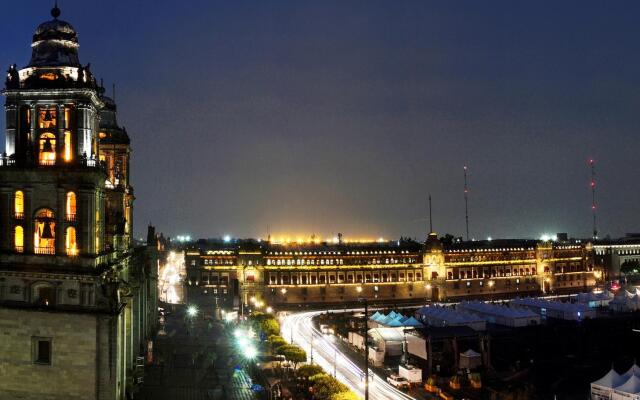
[0,5,156,400]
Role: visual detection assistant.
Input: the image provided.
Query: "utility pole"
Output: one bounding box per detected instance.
[464,165,470,241]
[589,159,598,240]
[310,330,314,364]
[334,347,337,377]
[362,298,369,400]
[428,195,433,233]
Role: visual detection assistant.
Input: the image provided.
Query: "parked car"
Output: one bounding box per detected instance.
[387,374,410,390]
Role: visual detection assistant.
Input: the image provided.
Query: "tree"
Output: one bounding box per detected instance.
[260,318,281,337]
[331,391,360,400]
[310,373,349,400]
[296,364,324,380]
[269,335,288,353]
[621,260,640,275]
[280,345,307,370]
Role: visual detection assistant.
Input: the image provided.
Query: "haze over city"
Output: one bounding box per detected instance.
[1,1,638,240]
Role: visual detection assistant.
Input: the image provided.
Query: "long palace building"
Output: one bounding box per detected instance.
[185,232,600,310]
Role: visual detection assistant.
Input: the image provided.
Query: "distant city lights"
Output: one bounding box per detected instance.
[176,235,191,242]
[223,235,232,243]
[540,234,557,242]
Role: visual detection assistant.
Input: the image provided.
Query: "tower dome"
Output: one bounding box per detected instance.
[28,4,80,67]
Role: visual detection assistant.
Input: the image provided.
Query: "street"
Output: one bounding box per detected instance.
[140,306,260,400]
[281,310,416,400]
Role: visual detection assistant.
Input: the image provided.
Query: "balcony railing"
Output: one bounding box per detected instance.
[14,212,24,220]
[34,246,55,255]
[65,213,77,222]
[15,246,24,253]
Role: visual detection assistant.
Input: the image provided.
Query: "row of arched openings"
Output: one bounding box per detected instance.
[13,190,77,255]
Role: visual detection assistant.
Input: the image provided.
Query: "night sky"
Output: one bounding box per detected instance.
[2,1,639,241]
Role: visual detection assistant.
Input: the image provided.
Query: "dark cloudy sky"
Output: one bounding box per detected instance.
[2,1,639,241]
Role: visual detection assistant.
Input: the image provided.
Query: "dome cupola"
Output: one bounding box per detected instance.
[28,3,80,67]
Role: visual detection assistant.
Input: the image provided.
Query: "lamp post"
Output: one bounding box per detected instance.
[358,295,369,400]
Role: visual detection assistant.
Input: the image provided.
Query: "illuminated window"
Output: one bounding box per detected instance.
[65,192,76,221]
[65,227,77,256]
[38,107,57,129]
[34,209,55,255]
[38,133,56,165]
[15,225,24,253]
[14,190,24,218]
[63,131,72,161]
[95,210,100,252]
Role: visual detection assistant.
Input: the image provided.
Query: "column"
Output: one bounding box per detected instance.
[55,188,65,256]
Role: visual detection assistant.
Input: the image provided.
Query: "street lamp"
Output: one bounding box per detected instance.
[358,293,369,400]
[280,288,287,295]
[187,305,198,318]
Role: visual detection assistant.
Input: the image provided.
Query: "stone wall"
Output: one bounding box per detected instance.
[0,307,101,400]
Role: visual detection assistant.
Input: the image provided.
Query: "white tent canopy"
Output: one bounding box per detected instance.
[591,365,640,400]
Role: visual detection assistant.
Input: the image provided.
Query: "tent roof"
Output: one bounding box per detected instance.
[402,317,424,327]
[622,364,640,380]
[369,327,405,342]
[371,311,384,321]
[615,375,640,394]
[460,349,481,358]
[592,368,625,389]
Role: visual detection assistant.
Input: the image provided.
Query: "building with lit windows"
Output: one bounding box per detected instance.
[594,235,640,279]
[0,6,158,400]
[184,233,599,310]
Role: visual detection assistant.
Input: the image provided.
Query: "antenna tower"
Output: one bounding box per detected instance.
[464,165,470,241]
[589,159,597,240]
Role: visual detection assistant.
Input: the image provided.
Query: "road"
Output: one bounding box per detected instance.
[281,310,416,400]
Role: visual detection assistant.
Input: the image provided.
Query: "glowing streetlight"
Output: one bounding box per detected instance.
[356,286,363,293]
[187,305,198,318]
[280,288,287,295]
[488,280,495,288]
[425,284,432,290]
[244,345,257,359]
[266,306,273,313]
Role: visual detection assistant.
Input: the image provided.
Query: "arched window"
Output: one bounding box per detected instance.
[32,282,55,306]
[34,209,55,255]
[14,226,24,253]
[66,192,76,221]
[14,190,24,218]
[66,227,77,256]
[38,132,56,165]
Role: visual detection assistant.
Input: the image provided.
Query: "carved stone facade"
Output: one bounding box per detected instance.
[0,6,158,400]
[185,234,600,310]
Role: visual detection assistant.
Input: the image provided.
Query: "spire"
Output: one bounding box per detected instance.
[51,1,61,19]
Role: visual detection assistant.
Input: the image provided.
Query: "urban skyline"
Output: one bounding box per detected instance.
[2,1,638,240]
[1,3,639,400]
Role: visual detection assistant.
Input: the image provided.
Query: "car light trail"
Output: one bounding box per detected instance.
[281,310,416,400]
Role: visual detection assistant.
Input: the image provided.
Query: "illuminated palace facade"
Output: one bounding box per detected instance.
[0,6,158,400]
[185,233,600,309]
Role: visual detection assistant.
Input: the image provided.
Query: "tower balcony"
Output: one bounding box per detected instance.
[0,154,107,172]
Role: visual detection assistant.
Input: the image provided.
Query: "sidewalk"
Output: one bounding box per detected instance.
[139,308,260,400]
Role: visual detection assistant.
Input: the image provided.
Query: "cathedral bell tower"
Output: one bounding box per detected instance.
[2,4,106,258]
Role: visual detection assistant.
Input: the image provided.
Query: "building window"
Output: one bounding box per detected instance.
[34,209,55,255]
[33,337,52,365]
[38,132,56,165]
[65,192,76,221]
[14,190,24,219]
[14,225,24,253]
[33,283,55,306]
[63,131,72,162]
[65,227,78,256]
